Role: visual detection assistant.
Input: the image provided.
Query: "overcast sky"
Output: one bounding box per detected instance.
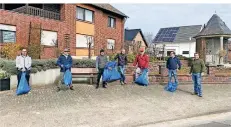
[112,4,231,36]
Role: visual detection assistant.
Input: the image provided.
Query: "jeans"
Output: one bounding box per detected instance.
[168,69,178,84]
[192,73,202,96]
[97,68,106,85]
[17,70,30,88]
[118,66,125,82]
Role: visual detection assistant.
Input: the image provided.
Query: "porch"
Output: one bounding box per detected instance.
[0,4,61,20]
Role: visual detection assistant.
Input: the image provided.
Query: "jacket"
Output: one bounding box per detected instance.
[166,57,181,70]
[190,59,205,73]
[16,55,32,70]
[133,54,149,69]
[96,55,108,69]
[57,54,73,72]
[114,53,127,66]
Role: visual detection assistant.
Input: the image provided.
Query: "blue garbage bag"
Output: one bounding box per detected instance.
[135,69,149,86]
[102,61,121,82]
[164,82,178,92]
[16,72,31,95]
[63,69,72,86]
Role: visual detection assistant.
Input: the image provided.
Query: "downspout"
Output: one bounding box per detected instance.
[122,17,127,48]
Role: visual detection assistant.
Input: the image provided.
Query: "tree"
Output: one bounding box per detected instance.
[144,32,154,45]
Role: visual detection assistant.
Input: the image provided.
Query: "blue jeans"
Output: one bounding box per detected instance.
[192,73,202,96]
[168,69,178,84]
[118,66,125,82]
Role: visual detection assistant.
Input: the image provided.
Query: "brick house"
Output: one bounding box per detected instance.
[0,4,127,59]
[124,29,148,54]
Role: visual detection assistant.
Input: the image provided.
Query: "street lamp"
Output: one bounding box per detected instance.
[86,36,93,59]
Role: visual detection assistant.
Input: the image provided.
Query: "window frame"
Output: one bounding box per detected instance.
[107,39,115,49]
[0,30,16,43]
[182,51,189,54]
[40,30,58,47]
[76,34,94,48]
[108,16,116,28]
[76,6,94,23]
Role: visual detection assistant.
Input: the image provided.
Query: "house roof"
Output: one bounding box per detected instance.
[194,14,231,38]
[125,29,148,47]
[90,4,128,18]
[153,25,202,43]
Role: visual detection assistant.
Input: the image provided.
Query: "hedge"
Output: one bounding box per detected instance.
[0,58,97,75]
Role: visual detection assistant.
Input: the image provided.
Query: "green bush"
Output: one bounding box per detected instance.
[149,56,158,62]
[127,53,136,63]
[72,59,96,68]
[109,54,117,61]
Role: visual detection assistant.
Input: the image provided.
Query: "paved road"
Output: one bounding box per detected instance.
[1,83,231,127]
[142,111,231,127]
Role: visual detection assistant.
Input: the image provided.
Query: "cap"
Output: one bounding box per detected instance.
[64,48,70,52]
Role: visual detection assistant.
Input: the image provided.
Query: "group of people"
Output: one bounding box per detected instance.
[15,47,205,97]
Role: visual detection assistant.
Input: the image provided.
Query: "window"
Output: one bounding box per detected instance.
[0,24,16,43]
[41,30,57,46]
[76,7,94,22]
[182,51,189,54]
[107,39,115,49]
[76,34,94,48]
[108,17,116,28]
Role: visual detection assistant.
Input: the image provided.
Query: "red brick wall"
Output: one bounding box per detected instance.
[124,64,231,84]
[94,8,125,55]
[0,4,76,59]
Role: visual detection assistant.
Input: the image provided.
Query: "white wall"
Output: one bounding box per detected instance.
[156,41,196,57]
[10,69,60,89]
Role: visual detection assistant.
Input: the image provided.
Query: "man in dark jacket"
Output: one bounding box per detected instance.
[114,49,128,85]
[96,49,108,89]
[190,52,205,97]
[166,51,181,85]
[56,48,73,91]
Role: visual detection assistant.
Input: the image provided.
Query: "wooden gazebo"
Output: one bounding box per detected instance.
[194,14,231,65]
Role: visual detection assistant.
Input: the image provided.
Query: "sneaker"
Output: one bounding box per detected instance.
[95,84,99,89]
[198,95,203,97]
[120,81,125,85]
[103,84,107,88]
[70,86,74,90]
[191,92,198,95]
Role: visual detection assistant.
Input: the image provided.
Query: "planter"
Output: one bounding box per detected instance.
[0,78,10,91]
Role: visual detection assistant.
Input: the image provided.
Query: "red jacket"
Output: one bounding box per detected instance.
[133,54,149,69]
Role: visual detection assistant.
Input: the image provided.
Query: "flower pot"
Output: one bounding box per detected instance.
[0,78,10,91]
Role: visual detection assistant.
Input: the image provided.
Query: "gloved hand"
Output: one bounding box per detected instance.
[201,72,205,76]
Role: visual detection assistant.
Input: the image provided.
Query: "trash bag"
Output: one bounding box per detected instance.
[135,69,149,86]
[16,72,31,95]
[63,69,72,86]
[164,82,178,92]
[102,61,121,82]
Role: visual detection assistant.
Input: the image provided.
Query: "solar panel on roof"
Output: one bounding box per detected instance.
[153,27,179,43]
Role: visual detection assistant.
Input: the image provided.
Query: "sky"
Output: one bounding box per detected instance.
[112,4,231,36]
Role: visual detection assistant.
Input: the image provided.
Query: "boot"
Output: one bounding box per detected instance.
[96,83,99,89]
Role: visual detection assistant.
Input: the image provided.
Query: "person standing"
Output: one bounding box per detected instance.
[96,49,108,89]
[16,48,32,88]
[166,51,181,85]
[56,48,73,92]
[190,52,206,97]
[114,49,128,85]
[133,48,149,82]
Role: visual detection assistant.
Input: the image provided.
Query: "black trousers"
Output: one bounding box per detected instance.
[97,68,106,85]
[17,70,30,88]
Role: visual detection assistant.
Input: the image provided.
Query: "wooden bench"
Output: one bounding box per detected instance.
[71,68,98,84]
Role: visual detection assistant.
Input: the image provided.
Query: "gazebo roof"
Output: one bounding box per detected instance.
[194,14,231,38]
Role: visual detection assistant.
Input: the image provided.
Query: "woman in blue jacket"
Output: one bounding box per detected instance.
[56,48,73,92]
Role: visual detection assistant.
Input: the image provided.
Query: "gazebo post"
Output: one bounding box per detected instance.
[220,36,224,64]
